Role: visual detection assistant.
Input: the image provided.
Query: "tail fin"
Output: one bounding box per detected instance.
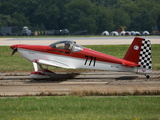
[124,37,152,73]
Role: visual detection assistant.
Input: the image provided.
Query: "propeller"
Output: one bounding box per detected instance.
[11,41,21,56]
[11,48,17,56]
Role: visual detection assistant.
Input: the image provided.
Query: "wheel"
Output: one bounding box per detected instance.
[146,75,150,79]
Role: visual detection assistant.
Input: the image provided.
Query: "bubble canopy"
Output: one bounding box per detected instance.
[49,40,84,52]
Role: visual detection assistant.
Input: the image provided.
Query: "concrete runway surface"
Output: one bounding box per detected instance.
[0,36,160,46]
[0,71,160,96]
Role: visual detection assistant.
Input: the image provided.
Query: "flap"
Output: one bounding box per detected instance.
[37,59,73,69]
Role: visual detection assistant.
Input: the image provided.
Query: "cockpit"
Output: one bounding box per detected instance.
[49,40,84,53]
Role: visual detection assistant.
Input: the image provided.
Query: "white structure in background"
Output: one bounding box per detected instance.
[135,31,141,36]
[110,31,119,36]
[143,31,150,35]
[101,31,109,36]
[130,31,135,35]
[120,31,126,36]
[125,31,131,35]
[120,31,131,36]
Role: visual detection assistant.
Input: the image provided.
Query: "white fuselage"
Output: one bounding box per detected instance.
[18,48,140,73]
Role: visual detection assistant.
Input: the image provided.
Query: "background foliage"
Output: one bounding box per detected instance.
[0,0,160,34]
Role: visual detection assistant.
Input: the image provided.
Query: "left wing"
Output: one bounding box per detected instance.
[32,59,75,69]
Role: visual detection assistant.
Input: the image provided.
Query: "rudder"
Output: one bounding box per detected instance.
[138,38,152,74]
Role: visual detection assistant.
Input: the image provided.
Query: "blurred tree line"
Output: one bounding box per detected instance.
[0,0,160,34]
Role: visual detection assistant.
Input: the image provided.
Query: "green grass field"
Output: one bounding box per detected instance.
[0,44,160,72]
[0,96,160,120]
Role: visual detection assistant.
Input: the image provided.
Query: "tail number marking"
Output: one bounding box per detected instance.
[84,56,96,66]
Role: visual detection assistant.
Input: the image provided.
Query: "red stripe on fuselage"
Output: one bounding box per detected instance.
[16,44,124,64]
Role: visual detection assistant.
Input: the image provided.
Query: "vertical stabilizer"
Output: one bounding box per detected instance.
[123,37,152,74]
[123,37,143,64]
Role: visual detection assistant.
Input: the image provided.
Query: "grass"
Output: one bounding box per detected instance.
[0,96,160,120]
[0,44,160,72]
[70,86,160,96]
[151,44,160,70]
[1,44,160,72]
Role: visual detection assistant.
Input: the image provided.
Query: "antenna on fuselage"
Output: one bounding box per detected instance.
[19,40,21,44]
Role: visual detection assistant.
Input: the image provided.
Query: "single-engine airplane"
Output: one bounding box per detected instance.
[11,37,152,79]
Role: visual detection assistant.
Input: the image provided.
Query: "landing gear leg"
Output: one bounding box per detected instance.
[38,63,45,74]
[145,74,150,79]
[30,63,50,79]
[33,62,38,71]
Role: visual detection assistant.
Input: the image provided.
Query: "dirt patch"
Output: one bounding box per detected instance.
[0,71,160,96]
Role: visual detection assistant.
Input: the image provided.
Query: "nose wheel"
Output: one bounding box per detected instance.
[145,74,150,79]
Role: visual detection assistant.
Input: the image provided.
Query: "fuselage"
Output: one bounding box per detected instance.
[10,37,153,80]
[11,44,138,73]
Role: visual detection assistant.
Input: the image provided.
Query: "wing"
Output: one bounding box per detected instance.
[32,59,75,69]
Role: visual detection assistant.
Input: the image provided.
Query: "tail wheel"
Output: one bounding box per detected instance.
[145,74,150,79]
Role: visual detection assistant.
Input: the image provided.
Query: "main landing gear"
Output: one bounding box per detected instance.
[30,62,54,79]
[30,69,54,79]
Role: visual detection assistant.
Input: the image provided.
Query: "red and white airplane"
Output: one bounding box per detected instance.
[11,37,152,79]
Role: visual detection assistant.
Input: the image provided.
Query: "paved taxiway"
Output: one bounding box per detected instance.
[0,36,160,46]
[0,71,160,96]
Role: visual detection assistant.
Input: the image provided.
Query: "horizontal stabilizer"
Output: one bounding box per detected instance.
[122,60,139,67]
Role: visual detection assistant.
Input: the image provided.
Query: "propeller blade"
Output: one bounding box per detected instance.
[11,48,17,56]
